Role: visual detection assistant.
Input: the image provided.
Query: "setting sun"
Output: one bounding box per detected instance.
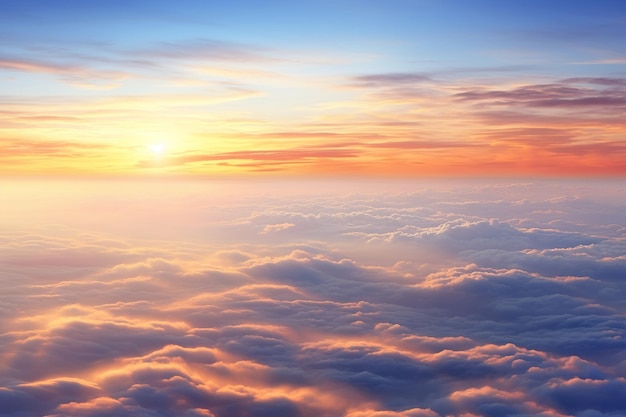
[148,143,165,156]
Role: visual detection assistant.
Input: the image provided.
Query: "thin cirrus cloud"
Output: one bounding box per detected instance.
[328,72,626,174]
[346,73,433,88]
[136,148,361,172]
[135,138,479,173]
[454,78,626,110]
[1,179,625,417]
[0,138,119,173]
[131,39,279,64]
[1,33,283,98]
[0,61,131,91]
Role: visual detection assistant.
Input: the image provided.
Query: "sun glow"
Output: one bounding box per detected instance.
[148,143,165,155]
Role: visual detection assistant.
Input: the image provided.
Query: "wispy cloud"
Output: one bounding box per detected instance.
[0,55,132,88]
[138,147,361,171]
[348,72,433,88]
[0,138,112,161]
[132,39,278,63]
[454,78,626,110]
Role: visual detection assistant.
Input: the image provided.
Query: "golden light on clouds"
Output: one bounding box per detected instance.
[2,178,626,416]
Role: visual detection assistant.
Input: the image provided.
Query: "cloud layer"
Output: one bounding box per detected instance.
[1,179,625,416]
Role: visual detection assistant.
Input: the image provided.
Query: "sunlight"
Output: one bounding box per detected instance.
[148,143,165,155]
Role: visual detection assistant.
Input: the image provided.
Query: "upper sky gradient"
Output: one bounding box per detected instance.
[2,0,626,177]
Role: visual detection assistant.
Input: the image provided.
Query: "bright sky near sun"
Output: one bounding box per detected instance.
[2,0,626,177]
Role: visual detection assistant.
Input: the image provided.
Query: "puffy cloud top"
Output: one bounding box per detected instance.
[1,179,625,416]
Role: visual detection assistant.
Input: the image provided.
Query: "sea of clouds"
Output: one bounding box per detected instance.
[1,179,625,417]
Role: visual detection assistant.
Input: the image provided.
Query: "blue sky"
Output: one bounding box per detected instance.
[2,0,626,176]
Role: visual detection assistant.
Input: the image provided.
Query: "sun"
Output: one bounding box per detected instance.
[148,143,165,155]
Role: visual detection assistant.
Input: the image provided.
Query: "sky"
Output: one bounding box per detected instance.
[2,2,626,417]
[1,0,626,177]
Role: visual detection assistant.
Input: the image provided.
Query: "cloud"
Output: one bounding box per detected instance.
[0,138,113,165]
[348,73,433,88]
[0,378,100,417]
[132,39,277,64]
[366,140,476,150]
[1,179,625,416]
[454,78,626,111]
[137,147,361,172]
[0,55,132,88]
[563,77,626,87]
[0,36,280,91]
[325,71,626,175]
[261,223,296,234]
